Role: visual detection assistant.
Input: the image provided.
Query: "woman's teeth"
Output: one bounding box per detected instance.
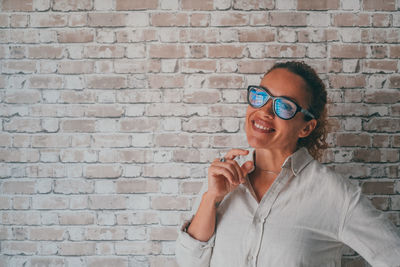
[254,122,274,131]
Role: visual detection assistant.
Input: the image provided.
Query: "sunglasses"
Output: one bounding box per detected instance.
[247,85,315,120]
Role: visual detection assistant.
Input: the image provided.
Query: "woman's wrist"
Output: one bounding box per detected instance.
[203,191,223,207]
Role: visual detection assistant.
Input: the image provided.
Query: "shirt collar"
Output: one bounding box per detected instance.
[250,147,314,176]
[281,147,314,176]
[243,147,314,201]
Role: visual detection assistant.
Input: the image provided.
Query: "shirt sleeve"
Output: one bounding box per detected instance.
[175,181,216,267]
[339,186,400,267]
[175,219,216,267]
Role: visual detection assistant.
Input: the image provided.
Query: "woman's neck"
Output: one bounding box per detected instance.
[254,148,294,174]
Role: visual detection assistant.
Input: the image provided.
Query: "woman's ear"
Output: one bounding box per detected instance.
[298,119,317,138]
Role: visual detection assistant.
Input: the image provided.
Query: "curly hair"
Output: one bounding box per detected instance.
[266,61,329,160]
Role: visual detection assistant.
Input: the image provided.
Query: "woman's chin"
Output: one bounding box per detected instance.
[245,125,279,149]
[246,136,272,150]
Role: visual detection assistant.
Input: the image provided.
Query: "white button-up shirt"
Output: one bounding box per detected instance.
[176,147,400,267]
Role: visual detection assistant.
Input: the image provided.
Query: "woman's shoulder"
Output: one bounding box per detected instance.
[304,159,361,198]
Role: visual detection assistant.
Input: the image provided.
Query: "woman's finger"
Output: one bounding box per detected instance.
[228,159,245,183]
[210,165,237,185]
[213,161,241,185]
[224,149,249,161]
[241,161,254,176]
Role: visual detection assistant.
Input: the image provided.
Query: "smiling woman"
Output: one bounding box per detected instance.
[175,61,400,267]
[262,62,329,161]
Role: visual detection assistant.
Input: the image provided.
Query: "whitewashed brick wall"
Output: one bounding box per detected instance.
[1,0,399,266]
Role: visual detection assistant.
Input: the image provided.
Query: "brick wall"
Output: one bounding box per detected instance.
[0,0,399,266]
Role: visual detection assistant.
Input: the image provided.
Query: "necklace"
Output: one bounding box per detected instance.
[253,153,280,175]
[256,166,279,175]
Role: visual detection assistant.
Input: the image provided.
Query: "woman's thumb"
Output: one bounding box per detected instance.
[241,161,254,175]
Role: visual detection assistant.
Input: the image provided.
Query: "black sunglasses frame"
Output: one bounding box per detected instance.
[247,85,315,120]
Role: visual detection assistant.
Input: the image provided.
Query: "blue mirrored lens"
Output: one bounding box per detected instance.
[249,88,268,107]
[275,98,297,119]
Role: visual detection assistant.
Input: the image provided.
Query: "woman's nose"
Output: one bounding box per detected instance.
[259,99,275,119]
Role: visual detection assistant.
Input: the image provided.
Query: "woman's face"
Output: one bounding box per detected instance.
[245,68,316,154]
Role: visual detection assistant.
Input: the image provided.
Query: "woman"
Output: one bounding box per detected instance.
[176,61,400,266]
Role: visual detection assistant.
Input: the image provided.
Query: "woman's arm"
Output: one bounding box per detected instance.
[188,149,253,241]
[339,186,400,266]
[187,191,220,242]
[176,149,253,267]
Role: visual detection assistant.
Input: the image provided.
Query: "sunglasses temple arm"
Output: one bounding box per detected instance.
[301,109,315,119]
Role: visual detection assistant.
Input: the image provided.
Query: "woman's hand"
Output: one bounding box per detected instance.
[207,149,254,202]
[186,149,253,242]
